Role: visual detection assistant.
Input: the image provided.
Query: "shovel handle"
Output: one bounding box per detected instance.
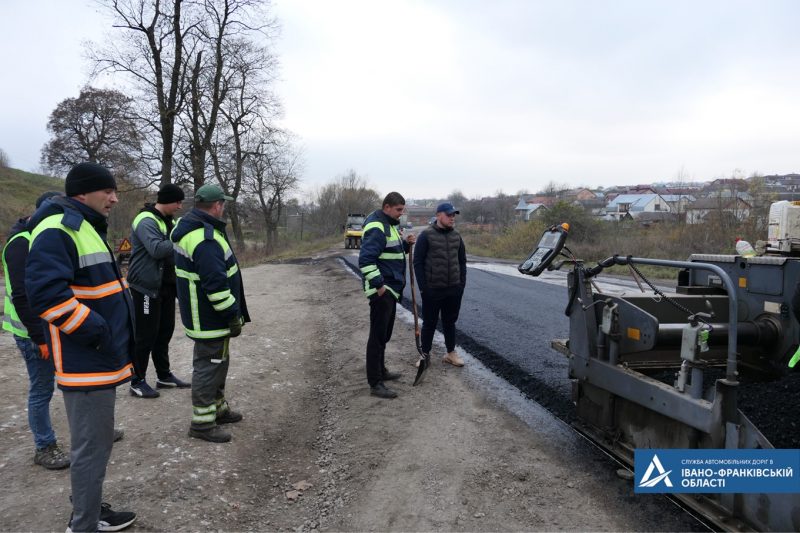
[408,246,425,357]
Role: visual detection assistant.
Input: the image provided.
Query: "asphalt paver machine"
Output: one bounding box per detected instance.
[519,216,800,532]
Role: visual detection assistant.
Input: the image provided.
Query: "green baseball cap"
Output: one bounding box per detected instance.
[195,184,233,202]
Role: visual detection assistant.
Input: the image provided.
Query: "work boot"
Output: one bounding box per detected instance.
[443,351,464,367]
[33,441,70,470]
[382,368,401,381]
[370,382,397,399]
[188,426,231,443]
[216,409,243,425]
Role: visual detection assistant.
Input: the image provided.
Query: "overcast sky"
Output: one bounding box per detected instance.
[1,0,798,200]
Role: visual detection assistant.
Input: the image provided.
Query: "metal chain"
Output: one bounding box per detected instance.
[627,261,706,323]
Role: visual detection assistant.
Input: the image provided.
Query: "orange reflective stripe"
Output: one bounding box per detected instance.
[41,297,78,322]
[69,280,125,299]
[60,304,90,334]
[50,325,63,373]
[122,279,129,289]
[55,363,133,387]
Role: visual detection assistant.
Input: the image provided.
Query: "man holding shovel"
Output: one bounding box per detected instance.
[358,192,416,399]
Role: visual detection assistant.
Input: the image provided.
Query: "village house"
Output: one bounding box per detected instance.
[660,194,696,214]
[684,196,752,224]
[514,196,548,220]
[559,188,598,202]
[603,193,671,221]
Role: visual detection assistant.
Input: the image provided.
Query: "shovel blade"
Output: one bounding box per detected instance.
[412,355,429,386]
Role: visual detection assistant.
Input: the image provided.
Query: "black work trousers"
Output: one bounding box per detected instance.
[131,284,177,381]
[366,291,397,386]
[420,286,464,354]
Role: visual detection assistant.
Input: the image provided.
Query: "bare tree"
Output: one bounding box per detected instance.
[0,148,9,168]
[308,171,381,237]
[203,33,280,246]
[179,0,277,190]
[90,0,195,186]
[243,131,301,253]
[40,87,142,180]
[447,189,467,207]
[538,180,570,197]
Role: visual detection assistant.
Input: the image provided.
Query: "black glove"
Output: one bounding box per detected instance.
[228,318,242,338]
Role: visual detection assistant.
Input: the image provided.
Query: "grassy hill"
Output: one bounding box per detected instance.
[0,166,64,232]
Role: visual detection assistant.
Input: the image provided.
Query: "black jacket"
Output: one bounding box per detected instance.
[412,223,466,293]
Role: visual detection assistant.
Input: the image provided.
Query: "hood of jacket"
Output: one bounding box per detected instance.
[9,217,28,237]
[171,207,228,243]
[27,196,108,235]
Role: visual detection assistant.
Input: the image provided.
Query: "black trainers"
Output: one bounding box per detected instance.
[129,379,159,398]
[156,373,191,389]
[216,409,243,425]
[188,426,231,443]
[382,369,401,381]
[33,441,70,470]
[66,502,136,532]
[98,502,136,531]
[370,382,398,399]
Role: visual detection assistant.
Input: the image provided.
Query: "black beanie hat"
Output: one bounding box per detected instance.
[157,183,185,204]
[65,162,116,196]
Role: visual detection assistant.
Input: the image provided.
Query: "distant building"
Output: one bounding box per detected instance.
[517,194,558,207]
[604,193,671,221]
[514,199,547,221]
[684,196,751,224]
[404,205,435,226]
[625,186,658,195]
[559,188,597,202]
[576,198,608,217]
[635,211,681,226]
[660,194,695,213]
[703,178,748,192]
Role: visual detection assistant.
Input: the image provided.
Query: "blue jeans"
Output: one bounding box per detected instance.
[15,335,57,449]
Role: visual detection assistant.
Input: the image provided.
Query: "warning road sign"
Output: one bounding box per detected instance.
[117,238,132,253]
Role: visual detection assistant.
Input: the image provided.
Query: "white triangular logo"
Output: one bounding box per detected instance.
[638,454,673,487]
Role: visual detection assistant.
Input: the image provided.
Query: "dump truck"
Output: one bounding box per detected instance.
[344,213,366,249]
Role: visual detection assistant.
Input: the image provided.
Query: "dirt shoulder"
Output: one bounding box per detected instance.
[0,258,695,531]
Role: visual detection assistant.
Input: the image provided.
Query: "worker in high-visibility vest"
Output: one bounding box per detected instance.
[2,191,68,470]
[172,184,250,443]
[358,192,416,399]
[26,162,136,533]
[127,183,189,398]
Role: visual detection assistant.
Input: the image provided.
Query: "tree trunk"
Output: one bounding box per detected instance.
[228,202,244,249]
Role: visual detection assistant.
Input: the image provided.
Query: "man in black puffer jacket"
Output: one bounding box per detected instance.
[413,202,467,367]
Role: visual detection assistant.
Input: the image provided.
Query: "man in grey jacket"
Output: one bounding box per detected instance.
[127,184,189,398]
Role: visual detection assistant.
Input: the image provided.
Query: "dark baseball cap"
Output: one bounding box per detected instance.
[436,202,460,215]
[195,184,233,202]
